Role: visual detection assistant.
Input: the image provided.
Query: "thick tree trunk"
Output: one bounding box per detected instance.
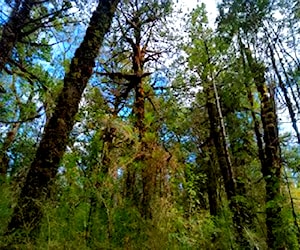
[4,0,119,241]
[98,2,163,218]
[133,79,151,218]
[245,48,283,249]
[134,80,146,139]
[258,82,282,249]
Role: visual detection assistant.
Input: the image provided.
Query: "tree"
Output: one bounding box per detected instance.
[0,0,299,248]
[217,0,299,247]
[97,0,173,218]
[0,0,76,180]
[4,0,119,243]
[179,5,256,247]
[0,0,72,73]
[244,46,283,248]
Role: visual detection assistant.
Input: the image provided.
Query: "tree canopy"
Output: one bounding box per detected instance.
[0,0,300,249]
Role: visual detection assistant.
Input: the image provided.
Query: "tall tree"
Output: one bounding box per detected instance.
[97,0,173,218]
[243,46,283,248]
[217,0,297,247]
[4,0,119,243]
[181,6,256,247]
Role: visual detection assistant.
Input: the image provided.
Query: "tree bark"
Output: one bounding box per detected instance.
[205,139,219,216]
[245,48,283,249]
[205,78,236,202]
[201,39,253,247]
[4,0,119,241]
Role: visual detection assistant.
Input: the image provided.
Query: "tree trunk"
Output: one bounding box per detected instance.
[4,0,119,241]
[269,44,300,144]
[115,10,150,217]
[206,81,236,201]
[205,139,219,216]
[245,48,284,249]
[205,76,250,247]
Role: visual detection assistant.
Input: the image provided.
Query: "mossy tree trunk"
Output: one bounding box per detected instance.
[245,47,284,249]
[4,0,119,240]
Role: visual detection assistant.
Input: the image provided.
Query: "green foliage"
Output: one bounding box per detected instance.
[0,185,12,236]
[1,0,300,248]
